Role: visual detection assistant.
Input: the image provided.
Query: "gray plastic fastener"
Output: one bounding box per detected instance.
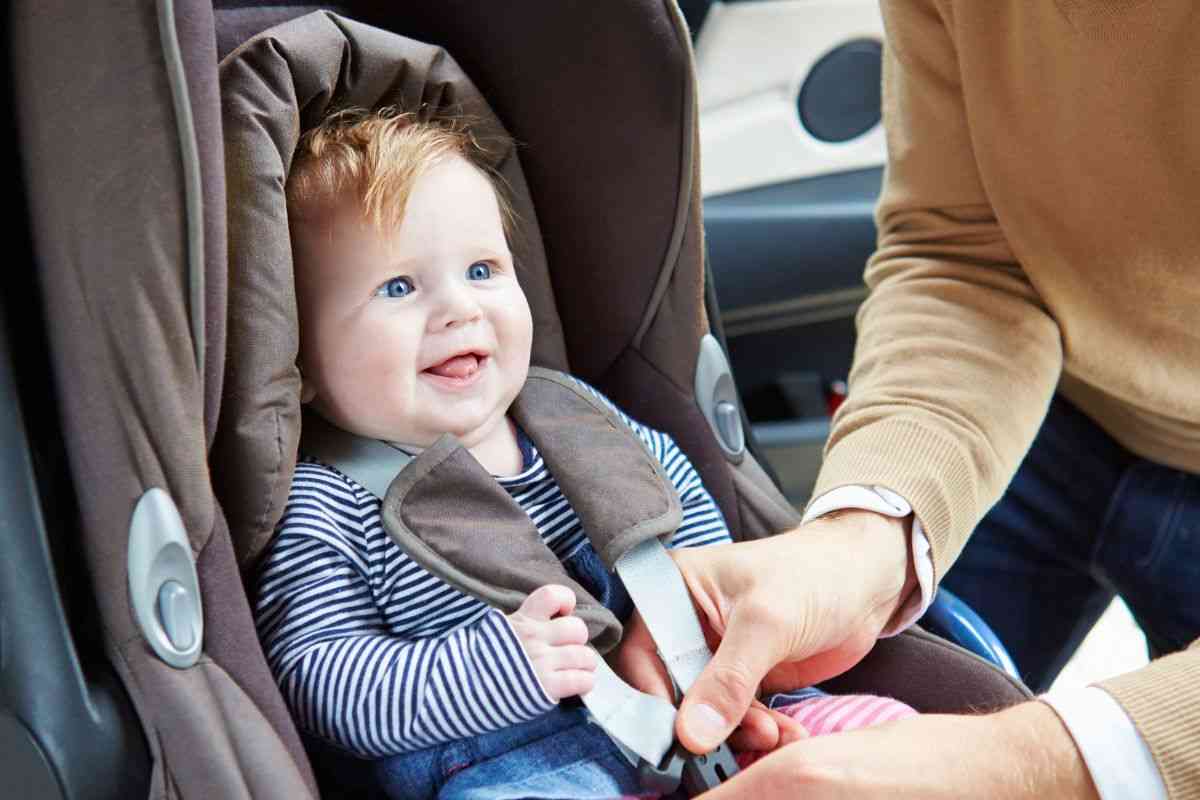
[156,580,197,651]
[128,488,203,668]
[714,401,745,455]
[694,335,746,461]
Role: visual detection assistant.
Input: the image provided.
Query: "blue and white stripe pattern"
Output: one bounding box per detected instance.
[253,379,731,758]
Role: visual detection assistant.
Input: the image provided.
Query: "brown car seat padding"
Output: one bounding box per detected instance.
[16,0,319,796]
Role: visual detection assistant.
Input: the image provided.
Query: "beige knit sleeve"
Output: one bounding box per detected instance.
[806,0,1063,579]
[1099,640,1200,799]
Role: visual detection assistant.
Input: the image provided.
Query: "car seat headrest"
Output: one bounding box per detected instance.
[215,10,566,570]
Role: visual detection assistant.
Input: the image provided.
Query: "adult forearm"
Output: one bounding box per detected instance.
[812,0,1065,579]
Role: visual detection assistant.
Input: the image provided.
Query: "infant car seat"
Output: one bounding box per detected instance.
[7,1,1030,798]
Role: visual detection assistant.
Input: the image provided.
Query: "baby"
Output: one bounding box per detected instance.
[254,106,913,800]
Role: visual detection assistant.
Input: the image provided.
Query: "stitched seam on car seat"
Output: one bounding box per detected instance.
[253,409,285,545]
[632,0,696,348]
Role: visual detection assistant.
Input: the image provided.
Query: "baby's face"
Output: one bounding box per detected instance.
[292,154,532,450]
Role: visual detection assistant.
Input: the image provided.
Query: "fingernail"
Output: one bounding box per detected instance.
[684,703,727,747]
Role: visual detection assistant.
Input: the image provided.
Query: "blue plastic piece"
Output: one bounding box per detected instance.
[922,588,1021,681]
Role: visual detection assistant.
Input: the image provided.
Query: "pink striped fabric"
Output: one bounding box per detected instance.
[732,693,917,771]
[776,693,917,735]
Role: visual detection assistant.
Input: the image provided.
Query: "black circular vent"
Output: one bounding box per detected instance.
[797,39,883,143]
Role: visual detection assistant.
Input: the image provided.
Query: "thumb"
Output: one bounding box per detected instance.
[517,584,577,620]
[676,608,779,754]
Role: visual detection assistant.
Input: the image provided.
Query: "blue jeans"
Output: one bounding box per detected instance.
[938,393,1200,692]
[305,705,652,800]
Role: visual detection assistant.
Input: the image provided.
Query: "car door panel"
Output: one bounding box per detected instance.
[695,0,885,503]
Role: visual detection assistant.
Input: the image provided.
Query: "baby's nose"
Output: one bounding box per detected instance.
[431,283,483,329]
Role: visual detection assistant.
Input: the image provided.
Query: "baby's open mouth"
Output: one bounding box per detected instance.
[424,352,487,380]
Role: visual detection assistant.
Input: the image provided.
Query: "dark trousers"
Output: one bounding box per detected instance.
[939,394,1200,693]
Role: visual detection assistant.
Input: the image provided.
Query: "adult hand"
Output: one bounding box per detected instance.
[608,609,808,752]
[697,702,1099,799]
[616,510,913,753]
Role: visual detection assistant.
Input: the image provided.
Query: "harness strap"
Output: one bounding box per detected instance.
[614,538,713,695]
[300,409,411,497]
[584,658,679,765]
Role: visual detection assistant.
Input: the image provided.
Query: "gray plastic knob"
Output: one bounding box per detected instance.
[714,401,745,455]
[156,580,197,651]
[693,335,746,460]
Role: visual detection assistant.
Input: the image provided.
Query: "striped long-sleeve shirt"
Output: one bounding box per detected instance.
[253,381,732,758]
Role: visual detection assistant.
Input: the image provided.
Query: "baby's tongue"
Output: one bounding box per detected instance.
[426,354,479,378]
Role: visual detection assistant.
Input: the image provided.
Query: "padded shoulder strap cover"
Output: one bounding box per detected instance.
[381,435,623,651]
[371,369,680,653]
[510,368,683,570]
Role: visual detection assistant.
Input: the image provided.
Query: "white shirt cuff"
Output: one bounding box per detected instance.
[802,485,934,637]
[1041,687,1167,800]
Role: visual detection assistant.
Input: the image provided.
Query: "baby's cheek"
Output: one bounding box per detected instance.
[497,289,534,359]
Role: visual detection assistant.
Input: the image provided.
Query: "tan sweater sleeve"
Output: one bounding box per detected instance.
[807,0,1062,579]
[1098,639,1200,799]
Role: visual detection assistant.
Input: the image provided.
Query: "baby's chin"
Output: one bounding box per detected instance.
[432,411,511,450]
[367,409,506,453]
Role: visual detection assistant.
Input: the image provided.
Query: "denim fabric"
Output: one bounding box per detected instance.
[938,393,1200,692]
[305,705,652,799]
[764,686,828,710]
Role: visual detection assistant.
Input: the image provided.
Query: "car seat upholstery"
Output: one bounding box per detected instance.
[14,0,318,797]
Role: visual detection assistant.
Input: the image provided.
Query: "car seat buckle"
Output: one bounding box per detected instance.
[638,740,740,796]
[681,741,740,795]
[638,743,685,795]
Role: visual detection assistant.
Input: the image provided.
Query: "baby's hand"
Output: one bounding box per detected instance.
[507,584,598,701]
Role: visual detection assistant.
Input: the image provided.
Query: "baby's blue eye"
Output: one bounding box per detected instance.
[466,262,493,281]
[376,276,414,298]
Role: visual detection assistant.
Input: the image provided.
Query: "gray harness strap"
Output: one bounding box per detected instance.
[300,409,412,498]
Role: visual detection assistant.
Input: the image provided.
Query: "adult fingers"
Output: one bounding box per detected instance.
[726,701,780,752]
[728,699,811,752]
[676,602,783,754]
[772,706,809,745]
[516,584,577,620]
[607,611,674,702]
